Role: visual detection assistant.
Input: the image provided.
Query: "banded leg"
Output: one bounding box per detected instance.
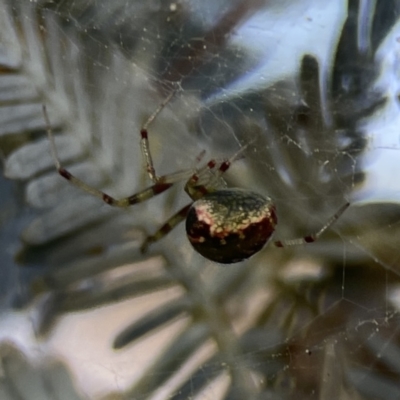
[140,203,192,252]
[274,202,350,247]
[43,105,175,207]
[140,90,177,182]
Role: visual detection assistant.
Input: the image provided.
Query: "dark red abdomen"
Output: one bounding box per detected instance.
[186,189,277,263]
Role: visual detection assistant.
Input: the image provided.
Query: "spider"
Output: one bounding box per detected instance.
[42,93,349,264]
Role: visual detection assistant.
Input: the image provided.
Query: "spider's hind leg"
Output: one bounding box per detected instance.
[274,202,350,247]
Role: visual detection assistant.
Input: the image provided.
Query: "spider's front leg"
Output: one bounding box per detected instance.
[139,90,176,182]
[42,105,174,207]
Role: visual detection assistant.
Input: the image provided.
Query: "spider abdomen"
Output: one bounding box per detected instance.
[186,189,277,263]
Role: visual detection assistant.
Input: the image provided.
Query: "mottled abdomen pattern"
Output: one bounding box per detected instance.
[186,189,277,263]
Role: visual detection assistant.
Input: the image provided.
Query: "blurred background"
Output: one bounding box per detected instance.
[1,0,400,399]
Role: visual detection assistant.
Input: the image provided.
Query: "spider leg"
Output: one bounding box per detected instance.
[274,202,350,247]
[140,90,177,182]
[145,150,207,186]
[43,105,175,207]
[140,203,192,252]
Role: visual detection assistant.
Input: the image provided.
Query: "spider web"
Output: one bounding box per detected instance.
[1,1,400,399]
